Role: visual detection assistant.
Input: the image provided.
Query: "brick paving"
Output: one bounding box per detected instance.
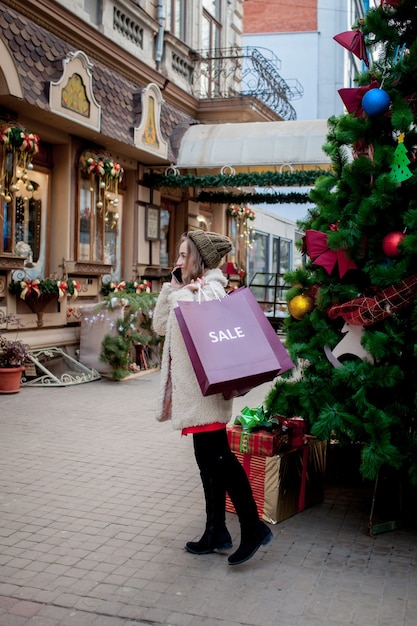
[0,371,416,626]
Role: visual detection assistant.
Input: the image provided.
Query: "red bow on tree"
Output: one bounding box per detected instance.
[333,24,369,67]
[305,230,357,278]
[338,81,380,117]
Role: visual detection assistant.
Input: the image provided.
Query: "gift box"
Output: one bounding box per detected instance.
[273,414,307,449]
[232,407,307,454]
[226,439,327,524]
[229,406,291,456]
[227,424,287,456]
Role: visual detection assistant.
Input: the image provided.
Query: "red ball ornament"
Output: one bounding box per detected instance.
[382,231,405,257]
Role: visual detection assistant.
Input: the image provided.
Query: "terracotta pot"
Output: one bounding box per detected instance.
[0,366,24,394]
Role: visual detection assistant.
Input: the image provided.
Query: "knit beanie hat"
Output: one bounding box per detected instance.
[187,230,233,269]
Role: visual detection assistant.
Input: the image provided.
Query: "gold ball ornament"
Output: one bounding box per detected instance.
[288,294,314,320]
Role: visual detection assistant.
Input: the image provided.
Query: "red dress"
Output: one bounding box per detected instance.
[182,422,226,436]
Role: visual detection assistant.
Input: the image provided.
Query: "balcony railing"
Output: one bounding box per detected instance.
[190,46,303,121]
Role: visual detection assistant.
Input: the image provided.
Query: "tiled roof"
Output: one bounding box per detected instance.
[0,1,196,162]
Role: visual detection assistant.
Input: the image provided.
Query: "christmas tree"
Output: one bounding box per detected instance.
[265,0,417,491]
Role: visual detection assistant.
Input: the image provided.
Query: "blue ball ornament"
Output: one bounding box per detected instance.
[362,88,391,117]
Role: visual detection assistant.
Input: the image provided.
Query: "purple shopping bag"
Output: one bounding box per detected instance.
[175,287,294,399]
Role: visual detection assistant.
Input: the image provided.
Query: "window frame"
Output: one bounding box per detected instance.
[272,236,292,275]
[76,168,124,275]
[166,0,187,42]
[1,163,51,279]
[201,3,222,97]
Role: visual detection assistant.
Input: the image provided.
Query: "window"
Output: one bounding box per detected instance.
[196,206,213,232]
[1,162,49,277]
[159,208,171,268]
[247,231,268,302]
[202,0,220,21]
[159,200,179,268]
[273,237,291,274]
[78,170,123,278]
[166,0,187,41]
[201,0,222,97]
[249,232,268,279]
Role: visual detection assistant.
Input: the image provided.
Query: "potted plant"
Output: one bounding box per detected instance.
[0,336,32,394]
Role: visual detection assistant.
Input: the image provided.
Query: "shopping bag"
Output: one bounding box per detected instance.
[175,286,294,399]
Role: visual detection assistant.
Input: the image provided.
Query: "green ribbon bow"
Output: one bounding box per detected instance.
[234,405,278,432]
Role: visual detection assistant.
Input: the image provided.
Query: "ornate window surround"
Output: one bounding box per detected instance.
[49,50,101,131]
[134,83,168,160]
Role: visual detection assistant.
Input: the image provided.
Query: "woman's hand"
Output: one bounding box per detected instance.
[186,277,207,292]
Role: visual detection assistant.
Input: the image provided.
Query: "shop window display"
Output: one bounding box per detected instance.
[0,124,48,277]
[78,155,124,279]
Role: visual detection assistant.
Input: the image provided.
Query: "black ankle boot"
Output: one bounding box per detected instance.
[228,520,273,565]
[185,526,233,554]
[186,472,232,555]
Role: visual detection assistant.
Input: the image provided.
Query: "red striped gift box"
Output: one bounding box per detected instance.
[226,440,327,524]
[226,449,301,524]
[226,424,287,457]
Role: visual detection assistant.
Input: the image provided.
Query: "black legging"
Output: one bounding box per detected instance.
[192,428,259,527]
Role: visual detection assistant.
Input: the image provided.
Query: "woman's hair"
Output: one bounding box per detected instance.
[180,233,204,283]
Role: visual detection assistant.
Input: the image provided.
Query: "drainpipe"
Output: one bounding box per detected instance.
[155,0,165,70]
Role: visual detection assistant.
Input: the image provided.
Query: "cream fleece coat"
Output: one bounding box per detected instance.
[152,268,233,430]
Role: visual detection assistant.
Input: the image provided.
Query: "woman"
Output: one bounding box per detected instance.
[152,230,273,566]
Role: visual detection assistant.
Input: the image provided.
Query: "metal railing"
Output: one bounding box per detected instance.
[190,46,303,121]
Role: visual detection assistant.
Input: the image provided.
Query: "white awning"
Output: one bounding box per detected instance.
[176,119,331,169]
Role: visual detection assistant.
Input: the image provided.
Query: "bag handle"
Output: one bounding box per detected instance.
[197,281,226,303]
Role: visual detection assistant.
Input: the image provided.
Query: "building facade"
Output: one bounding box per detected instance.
[0,0,330,359]
[243,0,369,121]
[238,0,368,284]
[0,0,280,351]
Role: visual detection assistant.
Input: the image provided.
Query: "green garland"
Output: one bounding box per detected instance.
[145,169,333,190]
[197,191,311,205]
[9,278,79,298]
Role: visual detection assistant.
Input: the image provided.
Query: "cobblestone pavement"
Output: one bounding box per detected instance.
[1,371,416,626]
